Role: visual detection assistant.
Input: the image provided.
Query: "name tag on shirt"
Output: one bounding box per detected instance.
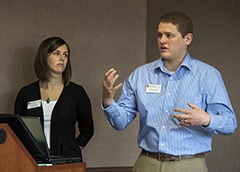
[146,84,162,94]
[27,100,41,109]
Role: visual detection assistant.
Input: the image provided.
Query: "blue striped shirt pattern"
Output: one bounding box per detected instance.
[103,53,237,155]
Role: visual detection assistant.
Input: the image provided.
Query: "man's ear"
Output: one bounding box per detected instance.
[184,33,193,46]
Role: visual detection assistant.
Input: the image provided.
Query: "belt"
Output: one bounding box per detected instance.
[141,149,204,161]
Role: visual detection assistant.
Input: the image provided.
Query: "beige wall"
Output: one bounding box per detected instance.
[147,0,240,172]
[0,0,146,167]
[0,0,239,171]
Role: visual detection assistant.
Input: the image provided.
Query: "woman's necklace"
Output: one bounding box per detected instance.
[45,88,53,103]
[46,97,51,103]
[45,90,52,104]
[41,82,64,104]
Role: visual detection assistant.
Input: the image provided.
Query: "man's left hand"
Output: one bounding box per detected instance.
[173,102,210,127]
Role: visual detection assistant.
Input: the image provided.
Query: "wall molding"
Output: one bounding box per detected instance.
[87,166,132,172]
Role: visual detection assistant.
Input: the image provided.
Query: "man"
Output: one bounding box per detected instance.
[102,12,237,172]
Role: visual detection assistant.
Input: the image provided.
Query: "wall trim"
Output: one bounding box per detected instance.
[87,166,132,172]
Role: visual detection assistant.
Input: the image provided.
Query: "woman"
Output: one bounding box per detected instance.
[14,37,94,161]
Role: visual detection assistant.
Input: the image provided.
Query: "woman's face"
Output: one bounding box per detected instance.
[47,44,69,76]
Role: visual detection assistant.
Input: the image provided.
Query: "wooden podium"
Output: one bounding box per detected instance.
[0,124,86,172]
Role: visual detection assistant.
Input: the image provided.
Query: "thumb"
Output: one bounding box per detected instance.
[187,102,198,109]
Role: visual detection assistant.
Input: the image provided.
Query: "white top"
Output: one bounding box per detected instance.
[164,66,176,75]
[42,100,57,148]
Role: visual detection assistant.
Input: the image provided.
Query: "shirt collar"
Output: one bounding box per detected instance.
[153,52,192,73]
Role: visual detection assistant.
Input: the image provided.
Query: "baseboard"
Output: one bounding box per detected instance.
[87,166,132,172]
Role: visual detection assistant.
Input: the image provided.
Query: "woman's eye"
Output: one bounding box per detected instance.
[53,52,59,55]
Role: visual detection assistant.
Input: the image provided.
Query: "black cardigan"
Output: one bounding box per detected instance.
[14,81,94,159]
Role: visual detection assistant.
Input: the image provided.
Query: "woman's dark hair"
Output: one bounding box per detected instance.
[34,37,72,85]
[159,11,193,37]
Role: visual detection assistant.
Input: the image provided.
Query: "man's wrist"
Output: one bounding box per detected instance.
[202,114,211,127]
[102,99,112,108]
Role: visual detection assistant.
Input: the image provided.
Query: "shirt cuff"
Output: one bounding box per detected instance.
[202,113,217,132]
[101,100,115,110]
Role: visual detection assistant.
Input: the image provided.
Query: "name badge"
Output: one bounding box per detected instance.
[146,84,162,94]
[27,100,41,109]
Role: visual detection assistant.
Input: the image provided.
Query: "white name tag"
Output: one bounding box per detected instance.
[146,84,162,94]
[27,100,41,109]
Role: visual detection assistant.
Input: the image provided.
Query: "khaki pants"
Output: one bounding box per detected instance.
[133,154,208,172]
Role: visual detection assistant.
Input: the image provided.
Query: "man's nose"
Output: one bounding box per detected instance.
[159,35,166,44]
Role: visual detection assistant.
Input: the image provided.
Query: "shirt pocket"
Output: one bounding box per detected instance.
[174,96,203,110]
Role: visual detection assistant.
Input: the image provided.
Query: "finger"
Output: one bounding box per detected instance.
[174,108,191,114]
[103,69,122,93]
[184,118,190,124]
[105,68,115,77]
[173,114,189,121]
[187,102,198,109]
[180,122,190,127]
[104,68,116,83]
[178,118,185,123]
[104,69,119,87]
[109,72,121,87]
[178,118,191,126]
[112,83,123,92]
[179,120,187,126]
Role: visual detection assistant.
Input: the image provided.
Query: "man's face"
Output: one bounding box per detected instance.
[157,22,192,62]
